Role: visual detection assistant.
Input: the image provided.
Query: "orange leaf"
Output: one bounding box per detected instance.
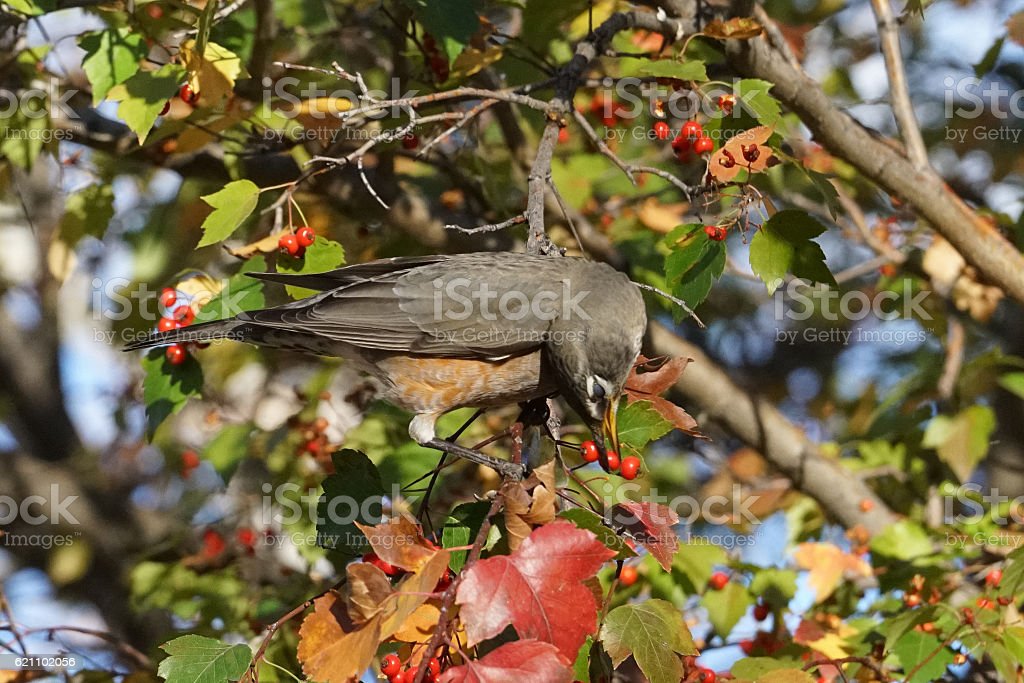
[709,126,776,183]
[356,515,437,572]
[792,542,872,602]
[703,17,764,39]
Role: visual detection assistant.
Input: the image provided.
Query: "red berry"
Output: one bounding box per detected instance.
[998,596,1011,606]
[671,134,691,153]
[202,529,225,558]
[296,226,315,247]
[698,669,716,683]
[693,135,714,154]
[166,343,187,365]
[619,565,639,586]
[160,287,177,308]
[181,449,200,469]
[179,83,198,105]
[709,571,729,591]
[158,316,180,332]
[962,606,975,624]
[739,639,754,655]
[605,450,620,472]
[146,3,164,19]
[381,654,401,677]
[753,602,770,621]
[159,100,171,116]
[653,121,670,140]
[580,440,600,463]
[237,527,256,548]
[681,120,703,139]
[717,94,736,114]
[172,304,195,325]
[433,568,454,593]
[704,225,718,238]
[389,671,407,683]
[402,134,419,150]
[715,226,728,240]
[620,456,641,480]
[904,593,921,607]
[986,568,1002,587]
[278,233,300,256]
[363,552,399,576]
[558,127,570,144]
[427,658,441,677]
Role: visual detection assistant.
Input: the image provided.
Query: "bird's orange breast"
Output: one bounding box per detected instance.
[375,351,556,414]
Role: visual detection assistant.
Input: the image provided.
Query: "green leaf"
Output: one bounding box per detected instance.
[893,630,953,683]
[558,508,636,561]
[616,401,673,450]
[870,520,933,561]
[664,224,726,310]
[973,36,1005,77]
[142,347,203,439]
[1003,627,1024,664]
[621,57,707,81]
[600,600,698,683]
[401,0,479,62]
[756,671,817,683]
[60,183,115,247]
[197,180,261,248]
[880,604,940,648]
[111,63,186,143]
[157,635,251,683]
[998,371,1024,399]
[79,29,147,106]
[443,501,490,573]
[703,580,752,637]
[749,210,836,294]
[0,94,49,169]
[922,405,996,482]
[204,423,252,479]
[672,541,727,592]
[316,450,387,555]
[731,658,803,679]
[5,0,51,15]
[194,255,267,323]
[748,569,798,606]
[279,237,346,298]
[736,78,781,126]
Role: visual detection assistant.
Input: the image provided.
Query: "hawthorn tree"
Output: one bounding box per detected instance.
[2,0,1024,682]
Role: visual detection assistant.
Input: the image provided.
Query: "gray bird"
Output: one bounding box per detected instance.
[125,253,646,472]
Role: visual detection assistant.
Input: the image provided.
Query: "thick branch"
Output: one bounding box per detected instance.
[723,27,1024,305]
[648,321,897,535]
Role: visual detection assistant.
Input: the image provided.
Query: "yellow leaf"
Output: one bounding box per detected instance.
[449,45,503,81]
[792,542,871,602]
[180,39,247,104]
[637,198,689,234]
[392,602,441,643]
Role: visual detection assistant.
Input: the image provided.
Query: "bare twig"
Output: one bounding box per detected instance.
[869,0,930,172]
[445,215,527,235]
[633,282,705,327]
[937,317,966,400]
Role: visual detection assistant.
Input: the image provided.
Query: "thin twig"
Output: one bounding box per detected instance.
[633,282,705,327]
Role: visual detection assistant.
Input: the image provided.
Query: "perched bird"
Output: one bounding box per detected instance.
[125,252,646,472]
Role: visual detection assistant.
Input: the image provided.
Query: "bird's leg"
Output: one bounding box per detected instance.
[424,439,527,480]
[515,398,552,468]
[418,409,487,527]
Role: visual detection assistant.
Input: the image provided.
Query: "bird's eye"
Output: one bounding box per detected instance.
[591,380,606,400]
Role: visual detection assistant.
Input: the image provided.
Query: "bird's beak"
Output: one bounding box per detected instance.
[601,398,620,455]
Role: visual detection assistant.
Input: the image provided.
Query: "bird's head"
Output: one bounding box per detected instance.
[545,268,646,458]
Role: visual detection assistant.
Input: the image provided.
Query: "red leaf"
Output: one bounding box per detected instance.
[438,640,573,683]
[456,520,615,660]
[646,395,701,436]
[612,501,679,571]
[624,355,692,398]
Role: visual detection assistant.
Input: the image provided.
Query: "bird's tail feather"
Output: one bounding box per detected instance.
[122,319,250,352]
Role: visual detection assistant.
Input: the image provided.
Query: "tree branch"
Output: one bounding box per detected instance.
[723,18,1024,306]
[648,321,897,535]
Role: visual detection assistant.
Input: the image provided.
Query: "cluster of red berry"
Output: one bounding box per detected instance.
[589,95,628,127]
[295,416,331,458]
[158,83,200,116]
[278,226,316,258]
[158,287,201,365]
[199,527,259,560]
[422,34,448,82]
[579,440,641,479]
[702,224,728,241]
[670,120,714,163]
[380,653,442,683]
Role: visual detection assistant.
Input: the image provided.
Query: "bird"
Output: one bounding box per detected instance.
[125,252,647,474]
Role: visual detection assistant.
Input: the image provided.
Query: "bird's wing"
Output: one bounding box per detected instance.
[242,253,576,358]
[246,255,451,291]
